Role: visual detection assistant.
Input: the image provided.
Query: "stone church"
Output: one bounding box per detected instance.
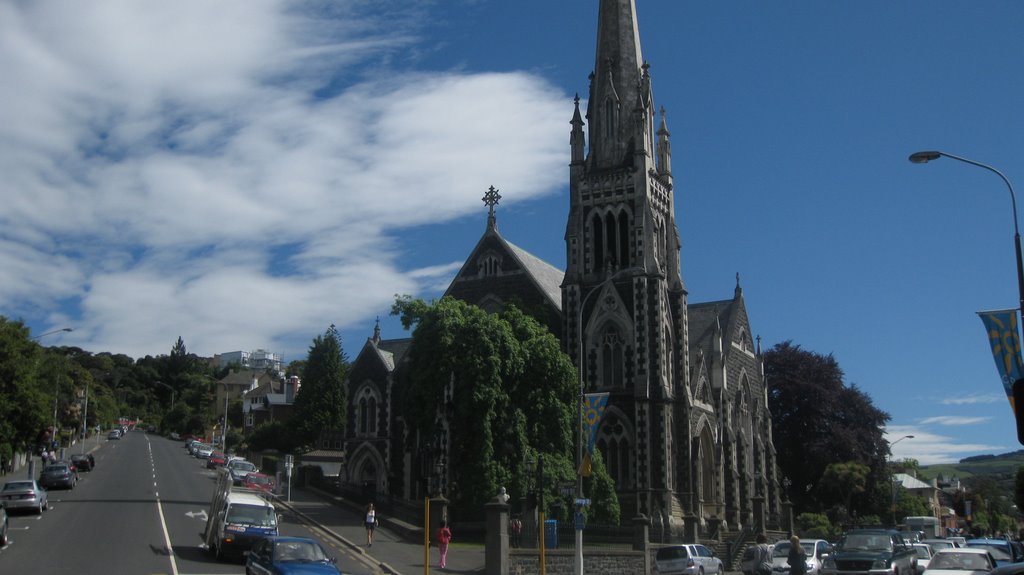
[341,0,780,538]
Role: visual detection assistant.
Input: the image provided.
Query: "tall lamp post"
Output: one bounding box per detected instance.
[575,267,641,575]
[909,151,1024,444]
[32,328,72,450]
[889,434,915,525]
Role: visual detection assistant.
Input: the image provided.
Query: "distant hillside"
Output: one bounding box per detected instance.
[921,450,1024,481]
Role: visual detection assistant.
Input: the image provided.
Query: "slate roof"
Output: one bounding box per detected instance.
[504,238,565,312]
[374,338,412,372]
[687,298,736,361]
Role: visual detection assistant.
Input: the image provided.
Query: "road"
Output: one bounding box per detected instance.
[0,430,382,574]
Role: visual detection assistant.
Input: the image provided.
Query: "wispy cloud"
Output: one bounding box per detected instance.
[941,394,1004,405]
[885,427,1006,465]
[918,416,991,426]
[0,0,570,358]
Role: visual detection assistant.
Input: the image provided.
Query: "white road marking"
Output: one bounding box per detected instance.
[147,435,180,575]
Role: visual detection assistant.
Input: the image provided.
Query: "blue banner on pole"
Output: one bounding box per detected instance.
[978,309,1024,398]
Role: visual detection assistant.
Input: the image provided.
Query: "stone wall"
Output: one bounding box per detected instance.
[509,549,647,575]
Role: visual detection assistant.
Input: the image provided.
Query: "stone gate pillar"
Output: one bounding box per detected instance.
[485,494,510,575]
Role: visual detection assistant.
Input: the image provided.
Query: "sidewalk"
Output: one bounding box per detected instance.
[275,485,484,575]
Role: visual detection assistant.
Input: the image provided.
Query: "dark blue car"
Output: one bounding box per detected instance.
[244,536,342,575]
[966,538,1024,567]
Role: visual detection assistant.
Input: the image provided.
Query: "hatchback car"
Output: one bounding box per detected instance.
[1,480,48,514]
[243,473,275,494]
[71,454,94,472]
[772,539,831,575]
[245,536,341,575]
[39,463,77,490]
[227,459,259,485]
[107,429,121,440]
[655,544,724,575]
[207,452,227,469]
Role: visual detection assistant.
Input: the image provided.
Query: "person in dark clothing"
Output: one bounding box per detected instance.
[787,535,808,575]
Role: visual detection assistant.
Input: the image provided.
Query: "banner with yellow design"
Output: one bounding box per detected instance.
[580,392,609,477]
[978,309,1024,409]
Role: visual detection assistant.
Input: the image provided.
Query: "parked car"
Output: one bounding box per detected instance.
[821,529,917,575]
[195,444,214,459]
[207,452,227,469]
[169,432,181,440]
[913,544,935,575]
[227,459,259,485]
[245,536,341,574]
[924,540,960,551]
[39,462,77,490]
[243,473,275,494]
[924,547,997,574]
[1,480,48,514]
[107,429,122,440]
[742,543,775,575]
[772,539,831,575]
[990,563,1024,575]
[654,544,724,575]
[71,454,94,472]
[0,503,8,546]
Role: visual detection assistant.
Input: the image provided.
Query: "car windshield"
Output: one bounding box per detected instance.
[3,481,33,491]
[913,546,931,559]
[226,503,276,527]
[840,534,892,552]
[929,552,994,571]
[248,475,271,485]
[43,465,67,472]
[274,540,329,563]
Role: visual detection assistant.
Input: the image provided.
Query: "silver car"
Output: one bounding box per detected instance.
[655,544,724,575]
[772,539,831,575]
[1,480,48,514]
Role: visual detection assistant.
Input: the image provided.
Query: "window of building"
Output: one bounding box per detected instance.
[597,413,632,488]
[356,386,380,437]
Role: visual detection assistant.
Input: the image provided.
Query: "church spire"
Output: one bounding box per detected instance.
[588,0,648,170]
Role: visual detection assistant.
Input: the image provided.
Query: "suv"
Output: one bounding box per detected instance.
[821,529,917,575]
[654,544,725,575]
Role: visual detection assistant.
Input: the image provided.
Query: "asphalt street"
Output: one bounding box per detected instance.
[0,430,385,575]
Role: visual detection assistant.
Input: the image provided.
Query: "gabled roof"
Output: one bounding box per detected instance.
[895,473,934,490]
[505,239,564,312]
[374,338,412,372]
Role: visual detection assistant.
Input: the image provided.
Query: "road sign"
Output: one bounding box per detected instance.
[560,487,575,496]
[575,498,591,506]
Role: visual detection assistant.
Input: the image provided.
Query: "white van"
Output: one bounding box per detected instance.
[204,469,278,560]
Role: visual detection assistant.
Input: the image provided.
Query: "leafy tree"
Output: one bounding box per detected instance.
[291,325,349,448]
[797,512,838,540]
[894,492,931,522]
[392,297,608,521]
[765,341,891,516]
[821,461,870,517]
[0,318,49,455]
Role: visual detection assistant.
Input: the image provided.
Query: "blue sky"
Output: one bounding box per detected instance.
[3,0,1023,465]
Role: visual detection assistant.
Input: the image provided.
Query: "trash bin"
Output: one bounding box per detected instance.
[544,519,558,548]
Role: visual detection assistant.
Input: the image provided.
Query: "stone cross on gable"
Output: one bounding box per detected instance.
[482,185,501,228]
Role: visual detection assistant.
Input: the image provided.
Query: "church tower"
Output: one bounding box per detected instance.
[562,0,689,528]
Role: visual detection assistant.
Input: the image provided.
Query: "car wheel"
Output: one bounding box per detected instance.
[37,502,44,515]
[699,567,705,575]
[1,525,7,546]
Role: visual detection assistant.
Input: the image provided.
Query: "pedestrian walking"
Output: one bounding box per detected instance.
[755,533,773,575]
[437,519,452,569]
[510,515,522,548]
[787,535,807,575]
[365,503,378,547]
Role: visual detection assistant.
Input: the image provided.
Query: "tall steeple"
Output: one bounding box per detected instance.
[587,0,652,171]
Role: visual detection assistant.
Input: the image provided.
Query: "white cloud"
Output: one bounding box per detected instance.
[918,416,991,426]
[885,427,1005,465]
[941,393,1004,405]
[0,0,571,359]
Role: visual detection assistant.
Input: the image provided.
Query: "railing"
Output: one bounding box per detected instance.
[728,525,755,567]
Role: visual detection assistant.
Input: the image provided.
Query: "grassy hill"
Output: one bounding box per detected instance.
[921,450,1024,481]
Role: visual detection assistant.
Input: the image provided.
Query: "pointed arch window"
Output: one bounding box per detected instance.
[591,209,632,274]
[597,413,633,488]
[478,253,501,277]
[356,386,381,437]
[600,327,625,389]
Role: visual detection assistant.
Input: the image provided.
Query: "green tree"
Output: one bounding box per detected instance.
[391,297,609,521]
[291,325,349,448]
[765,341,891,516]
[821,461,870,517]
[797,512,838,540]
[0,318,49,455]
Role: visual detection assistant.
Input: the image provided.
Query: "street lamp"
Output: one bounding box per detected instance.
[155,381,176,409]
[31,327,72,341]
[574,267,641,575]
[909,151,1024,444]
[889,434,914,525]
